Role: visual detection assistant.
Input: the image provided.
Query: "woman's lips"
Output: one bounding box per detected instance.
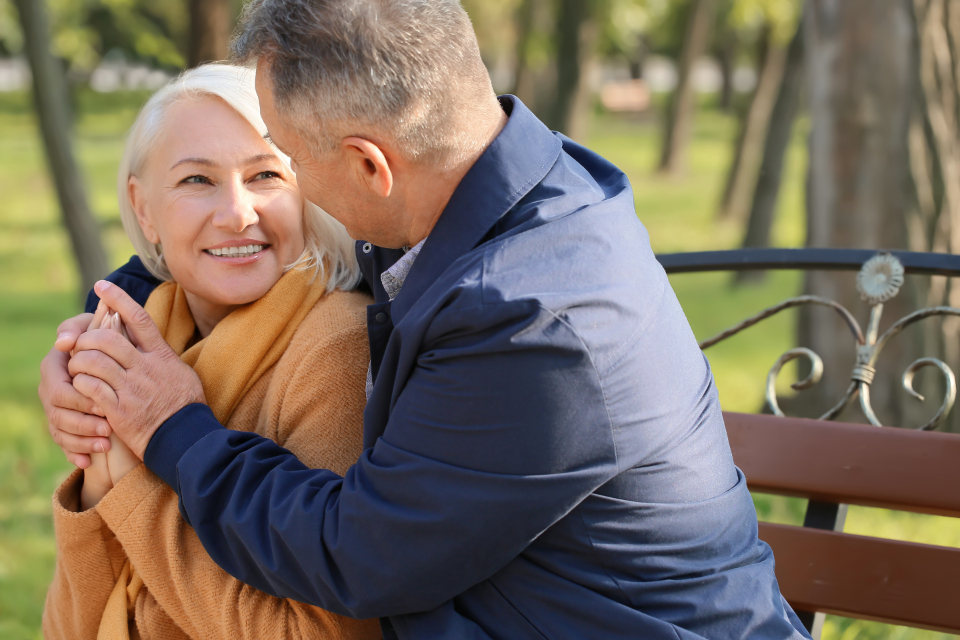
[203,244,270,264]
[204,243,268,257]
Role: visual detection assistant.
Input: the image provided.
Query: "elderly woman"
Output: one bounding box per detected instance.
[42,65,381,640]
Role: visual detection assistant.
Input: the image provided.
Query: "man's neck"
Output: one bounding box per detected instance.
[402,108,509,247]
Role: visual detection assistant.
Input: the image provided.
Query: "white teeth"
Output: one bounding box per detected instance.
[207,244,264,257]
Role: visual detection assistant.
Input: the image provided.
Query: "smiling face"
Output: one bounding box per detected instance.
[130,95,305,331]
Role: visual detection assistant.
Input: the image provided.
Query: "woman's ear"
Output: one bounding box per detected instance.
[341,137,393,198]
[128,176,160,244]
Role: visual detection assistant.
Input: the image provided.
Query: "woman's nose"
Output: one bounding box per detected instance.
[213,180,259,232]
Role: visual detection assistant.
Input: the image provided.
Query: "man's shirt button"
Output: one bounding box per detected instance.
[375,312,388,324]
[362,242,373,253]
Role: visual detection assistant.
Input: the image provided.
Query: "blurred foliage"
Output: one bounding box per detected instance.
[600,0,663,59]
[728,0,800,45]
[0,0,188,71]
[0,0,801,90]
[0,0,22,56]
[463,0,521,66]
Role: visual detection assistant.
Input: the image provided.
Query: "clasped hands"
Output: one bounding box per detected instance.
[38,281,206,508]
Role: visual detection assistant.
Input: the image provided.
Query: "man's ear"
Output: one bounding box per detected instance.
[128,177,160,244]
[341,137,393,198]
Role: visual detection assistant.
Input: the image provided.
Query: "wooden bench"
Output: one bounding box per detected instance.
[725,412,960,636]
[655,248,960,638]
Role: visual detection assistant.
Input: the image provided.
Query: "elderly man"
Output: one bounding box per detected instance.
[40,1,810,638]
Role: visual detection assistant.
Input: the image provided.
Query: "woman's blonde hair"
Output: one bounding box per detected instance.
[116,63,361,292]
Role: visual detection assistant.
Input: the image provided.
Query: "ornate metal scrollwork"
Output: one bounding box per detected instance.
[699,253,960,430]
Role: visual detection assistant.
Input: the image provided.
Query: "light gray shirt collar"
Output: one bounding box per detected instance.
[380,239,426,301]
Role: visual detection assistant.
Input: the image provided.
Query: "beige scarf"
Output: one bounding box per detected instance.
[97,266,327,640]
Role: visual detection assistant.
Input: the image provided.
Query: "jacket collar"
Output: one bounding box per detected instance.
[389,96,562,322]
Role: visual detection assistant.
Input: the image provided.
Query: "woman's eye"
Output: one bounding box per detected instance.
[181,175,210,185]
[253,171,280,181]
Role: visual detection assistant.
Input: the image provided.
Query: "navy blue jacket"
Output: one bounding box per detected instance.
[101,97,808,640]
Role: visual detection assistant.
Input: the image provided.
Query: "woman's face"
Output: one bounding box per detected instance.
[130,95,305,320]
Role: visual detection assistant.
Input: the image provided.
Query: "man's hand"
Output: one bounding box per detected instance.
[39,313,111,468]
[70,281,206,459]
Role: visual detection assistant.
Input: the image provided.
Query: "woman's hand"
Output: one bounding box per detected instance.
[69,282,205,460]
[106,434,141,486]
[79,457,113,511]
[76,305,141,509]
[39,312,111,469]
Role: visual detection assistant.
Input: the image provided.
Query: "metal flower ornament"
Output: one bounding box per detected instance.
[699,253,960,430]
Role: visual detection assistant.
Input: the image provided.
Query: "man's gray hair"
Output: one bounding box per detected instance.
[232,0,494,163]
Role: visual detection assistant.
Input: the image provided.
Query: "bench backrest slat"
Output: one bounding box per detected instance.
[724,412,960,518]
[759,523,960,633]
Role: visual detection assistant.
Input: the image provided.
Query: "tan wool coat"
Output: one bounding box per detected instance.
[42,287,382,640]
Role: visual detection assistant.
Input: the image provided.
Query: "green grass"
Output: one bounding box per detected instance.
[0,91,957,638]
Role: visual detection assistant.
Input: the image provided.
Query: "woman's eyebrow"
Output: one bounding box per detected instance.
[242,153,279,165]
[171,157,217,170]
[170,154,278,171]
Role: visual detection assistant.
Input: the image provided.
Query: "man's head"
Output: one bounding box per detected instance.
[233,0,507,248]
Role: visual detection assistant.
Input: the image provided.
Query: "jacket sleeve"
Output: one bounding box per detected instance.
[42,469,128,640]
[85,255,163,313]
[144,299,620,619]
[96,326,381,640]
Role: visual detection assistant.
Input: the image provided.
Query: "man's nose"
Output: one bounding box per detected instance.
[213,180,259,232]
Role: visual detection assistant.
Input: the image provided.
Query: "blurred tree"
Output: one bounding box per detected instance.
[908,0,960,433]
[0,0,188,73]
[546,0,602,139]
[189,0,231,66]
[500,0,557,109]
[713,18,736,111]
[797,0,919,433]
[598,0,654,79]
[88,0,187,69]
[0,0,23,56]
[735,13,804,284]
[716,0,799,221]
[509,0,538,102]
[12,0,108,295]
[463,0,523,97]
[466,0,657,135]
[658,0,716,174]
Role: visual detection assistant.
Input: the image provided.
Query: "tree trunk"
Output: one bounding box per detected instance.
[717,31,737,112]
[908,0,960,433]
[629,37,647,80]
[797,0,919,429]
[548,0,599,140]
[717,26,788,221]
[188,0,232,67]
[511,0,536,104]
[658,0,716,174]
[735,17,806,285]
[13,0,109,296]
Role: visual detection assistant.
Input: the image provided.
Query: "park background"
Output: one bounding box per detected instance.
[1,0,960,638]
